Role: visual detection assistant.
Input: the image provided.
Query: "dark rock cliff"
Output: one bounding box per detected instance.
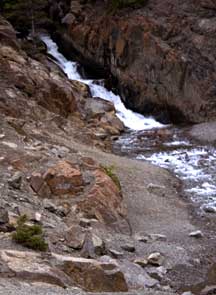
[50,0,216,123]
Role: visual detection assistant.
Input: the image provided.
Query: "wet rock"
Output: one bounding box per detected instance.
[84,97,115,120]
[8,172,22,190]
[203,205,216,213]
[53,253,128,292]
[147,252,164,266]
[189,230,204,238]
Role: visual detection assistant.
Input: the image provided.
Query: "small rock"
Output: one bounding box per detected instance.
[147,266,167,281]
[134,233,149,243]
[0,210,19,231]
[150,234,167,241]
[0,209,10,225]
[109,249,124,258]
[92,234,105,256]
[6,211,19,227]
[147,252,164,266]
[35,212,42,222]
[8,172,22,190]
[65,225,85,250]
[79,218,91,228]
[2,141,18,149]
[81,232,105,257]
[181,292,194,295]
[134,259,148,267]
[121,243,135,252]
[147,183,165,193]
[189,230,203,238]
[0,134,5,139]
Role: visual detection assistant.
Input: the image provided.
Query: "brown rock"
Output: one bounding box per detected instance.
[54,1,216,124]
[31,161,84,198]
[0,250,71,287]
[53,253,128,292]
[30,172,51,198]
[84,97,115,120]
[77,168,127,226]
[44,161,84,196]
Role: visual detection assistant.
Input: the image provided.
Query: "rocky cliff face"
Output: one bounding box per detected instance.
[51,0,216,123]
[1,12,216,295]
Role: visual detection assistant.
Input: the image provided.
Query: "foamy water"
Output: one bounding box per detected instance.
[41,35,216,213]
[41,35,164,131]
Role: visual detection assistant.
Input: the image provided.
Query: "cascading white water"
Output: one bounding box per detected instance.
[41,35,164,131]
[41,35,216,213]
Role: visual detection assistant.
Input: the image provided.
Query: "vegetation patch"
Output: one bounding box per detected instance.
[102,165,121,191]
[12,215,48,251]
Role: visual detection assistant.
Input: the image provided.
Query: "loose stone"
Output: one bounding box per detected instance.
[189,230,203,238]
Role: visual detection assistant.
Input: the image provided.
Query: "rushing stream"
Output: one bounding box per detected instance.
[41,35,216,214]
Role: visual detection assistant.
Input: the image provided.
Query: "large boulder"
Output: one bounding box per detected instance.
[30,158,128,228]
[76,168,127,225]
[0,250,128,292]
[0,250,71,287]
[53,253,128,292]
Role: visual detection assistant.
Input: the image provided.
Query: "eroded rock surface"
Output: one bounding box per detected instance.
[51,0,216,123]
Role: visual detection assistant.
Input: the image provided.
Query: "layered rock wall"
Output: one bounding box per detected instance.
[51,0,216,123]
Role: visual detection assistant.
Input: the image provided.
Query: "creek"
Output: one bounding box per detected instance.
[41,35,216,215]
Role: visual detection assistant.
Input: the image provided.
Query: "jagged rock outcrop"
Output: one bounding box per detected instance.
[51,0,216,123]
[0,15,123,151]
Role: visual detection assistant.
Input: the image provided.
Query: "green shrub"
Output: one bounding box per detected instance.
[102,165,121,190]
[12,215,48,252]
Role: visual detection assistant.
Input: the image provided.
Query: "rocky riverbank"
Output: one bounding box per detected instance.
[0,14,216,295]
